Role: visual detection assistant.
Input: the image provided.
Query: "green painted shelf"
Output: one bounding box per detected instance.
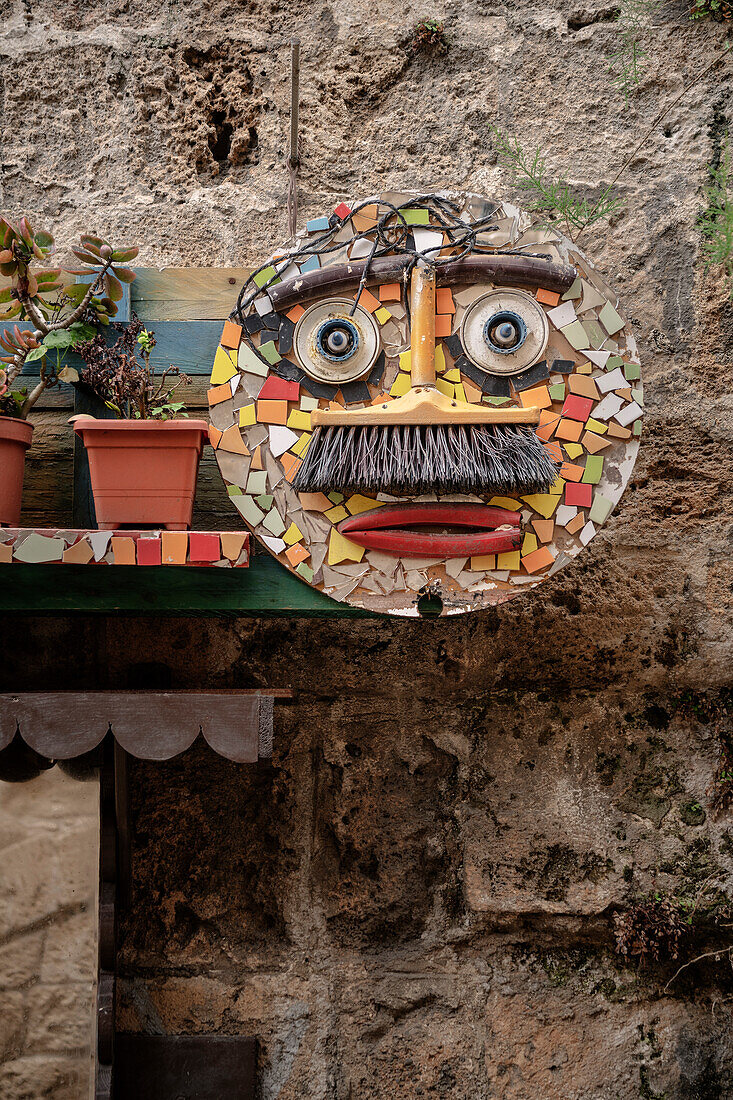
[0,553,376,617]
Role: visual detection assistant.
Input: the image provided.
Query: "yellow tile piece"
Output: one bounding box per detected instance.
[328,527,365,565]
[470,554,496,571]
[521,494,561,519]
[443,367,461,382]
[374,307,391,324]
[434,344,446,373]
[345,494,385,515]
[287,409,312,431]
[399,350,411,372]
[283,522,304,545]
[548,475,565,496]
[576,361,592,374]
[488,496,520,510]
[564,442,584,459]
[239,403,256,428]
[325,505,348,522]
[390,373,412,397]
[291,432,312,457]
[586,417,607,434]
[454,383,467,403]
[497,550,521,570]
[436,377,453,398]
[210,346,238,385]
[521,532,538,555]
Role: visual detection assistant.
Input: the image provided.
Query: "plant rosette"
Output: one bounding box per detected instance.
[72,415,210,531]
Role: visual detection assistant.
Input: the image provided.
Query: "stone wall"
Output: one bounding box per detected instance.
[1,0,733,1096]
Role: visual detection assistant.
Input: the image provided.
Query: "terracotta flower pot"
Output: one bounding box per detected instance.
[0,416,33,526]
[73,418,209,531]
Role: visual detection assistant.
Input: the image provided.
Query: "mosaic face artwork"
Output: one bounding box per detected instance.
[208,193,642,616]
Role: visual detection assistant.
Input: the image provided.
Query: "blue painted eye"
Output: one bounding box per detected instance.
[483,310,526,354]
[317,318,359,361]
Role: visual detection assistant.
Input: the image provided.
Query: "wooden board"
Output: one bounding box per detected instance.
[131,267,251,321]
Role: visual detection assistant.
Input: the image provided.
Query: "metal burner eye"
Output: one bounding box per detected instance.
[484,311,527,354]
[317,318,359,361]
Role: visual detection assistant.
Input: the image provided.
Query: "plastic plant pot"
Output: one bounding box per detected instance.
[73,418,209,531]
[0,416,34,526]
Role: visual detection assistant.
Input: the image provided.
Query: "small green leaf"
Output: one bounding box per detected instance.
[110,266,136,284]
[72,249,104,265]
[0,303,21,319]
[68,321,97,341]
[111,247,139,262]
[24,346,48,362]
[43,329,75,349]
[33,230,54,250]
[0,288,13,304]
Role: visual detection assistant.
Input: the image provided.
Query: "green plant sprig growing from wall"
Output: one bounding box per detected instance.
[700,131,733,298]
[607,0,661,102]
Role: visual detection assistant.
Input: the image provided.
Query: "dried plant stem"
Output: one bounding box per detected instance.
[578,45,730,237]
[663,945,733,992]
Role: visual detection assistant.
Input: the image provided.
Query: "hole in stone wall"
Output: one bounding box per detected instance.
[208,109,233,164]
[417,593,443,618]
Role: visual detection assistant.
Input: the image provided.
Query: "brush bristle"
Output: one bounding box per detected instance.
[292,423,560,497]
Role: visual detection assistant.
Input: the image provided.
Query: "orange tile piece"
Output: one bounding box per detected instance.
[617,386,633,401]
[208,425,223,449]
[220,532,247,561]
[161,532,188,565]
[352,204,378,231]
[543,440,563,462]
[0,542,13,564]
[532,519,555,543]
[435,288,455,314]
[568,374,600,400]
[560,462,584,482]
[208,383,232,406]
[110,537,136,566]
[582,431,612,453]
[285,543,310,567]
[221,319,242,349]
[354,287,381,313]
[286,304,305,323]
[566,512,586,535]
[379,282,402,302]
[536,287,561,307]
[519,385,552,410]
[298,492,332,512]
[462,379,483,404]
[606,422,632,440]
[535,410,562,441]
[63,539,94,564]
[555,418,584,442]
[371,393,391,405]
[257,400,288,425]
[280,452,303,482]
[250,445,263,470]
[328,399,345,410]
[521,545,555,574]
[434,314,453,338]
[218,425,250,454]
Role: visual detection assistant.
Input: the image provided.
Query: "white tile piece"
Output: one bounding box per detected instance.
[89,532,112,561]
[254,294,273,316]
[595,367,627,394]
[260,535,286,554]
[230,375,241,396]
[578,280,606,312]
[585,350,612,368]
[547,301,577,328]
[555,504,578,526]
[268,425,299,457]
[412,228,444,256]
[579,521,596,546]
[614,401,643,427]
[350,237,374,259]
[445,557,468,579]
[592,392,625,421]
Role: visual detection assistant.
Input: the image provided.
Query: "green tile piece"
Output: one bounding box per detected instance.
[605,355,624,370]
[232,495,265,525]
[549,383,566,401]
[255,494,274,509]
[227,485,243,496]
[633,420,642,436]
[584,319,607,350]
[632,387,643,407]
[562,277,582,300]
[328,491,345,504]
[253,265,278,289]
[589,493,613,525]
[484,396,512,405]
[296,561,314,583]
[262,507,286,536]
[581,455,604,484]
[599,301,625,335]
[402,208,430,225]
[560,320,591,350]
[238,344,269,377]
[623,362,641,380]
[246,470,267,495]
[259,340,281,365]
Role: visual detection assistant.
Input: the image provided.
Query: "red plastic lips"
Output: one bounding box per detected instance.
[337,503,522,557]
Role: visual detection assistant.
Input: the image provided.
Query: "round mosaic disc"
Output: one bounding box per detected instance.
[208,192,642,617]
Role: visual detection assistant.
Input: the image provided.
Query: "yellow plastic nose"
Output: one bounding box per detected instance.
[409,265,436,388]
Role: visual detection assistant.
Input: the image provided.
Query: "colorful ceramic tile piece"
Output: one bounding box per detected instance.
[110,537,136,566]
[137,537,162,566]
[161,532,188,565]
[211,347,238,385]
[221,320,242,349]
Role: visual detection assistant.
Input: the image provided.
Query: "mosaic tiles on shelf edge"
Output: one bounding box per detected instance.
[208,192,641,617]
[0,531,250,567]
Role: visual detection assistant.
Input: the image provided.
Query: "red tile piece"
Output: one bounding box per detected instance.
[334,202,351,219]
[565,482,593,508]
[136,537,161,566]
[189,533,221,563]
[257,375,300,401]
[561,394,593,422]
